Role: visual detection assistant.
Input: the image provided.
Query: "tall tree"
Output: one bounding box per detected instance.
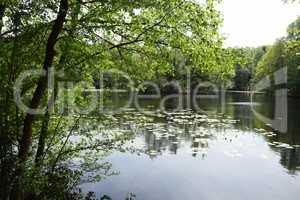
[19,0,69,163]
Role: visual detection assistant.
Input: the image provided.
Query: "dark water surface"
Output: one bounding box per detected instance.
[82,93,300,200]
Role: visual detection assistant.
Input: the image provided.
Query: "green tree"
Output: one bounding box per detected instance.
[226,47,266,91]
[255,40,286,81]
[255,17,300,94]
[0,0,236,199]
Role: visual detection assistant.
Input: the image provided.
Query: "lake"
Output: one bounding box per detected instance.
[81,92,300,200]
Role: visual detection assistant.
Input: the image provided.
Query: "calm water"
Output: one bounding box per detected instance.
[81,93,300,200]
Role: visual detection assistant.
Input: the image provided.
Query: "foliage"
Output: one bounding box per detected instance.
[255,17,300,94]
[226,47,266,90]
[0,0,235,199]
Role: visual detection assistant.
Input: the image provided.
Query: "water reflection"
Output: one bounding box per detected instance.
[82,93,300,199]
[103,94,300,171]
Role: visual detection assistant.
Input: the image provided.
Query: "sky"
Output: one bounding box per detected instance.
[220,0,300,47]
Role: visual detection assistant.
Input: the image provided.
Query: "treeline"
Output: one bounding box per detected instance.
[231,17,300,94]
[115,16,300,94]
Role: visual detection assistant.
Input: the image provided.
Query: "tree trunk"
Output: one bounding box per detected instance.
[34,111,50,166]
[10,1,69,199]
[34,0,81,168]
[34,82,58,166]
[18,0,69,163]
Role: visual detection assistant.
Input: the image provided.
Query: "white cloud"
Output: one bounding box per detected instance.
[220,0,300,47]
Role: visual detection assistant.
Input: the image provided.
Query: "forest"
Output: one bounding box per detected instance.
[0,0,299,200]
